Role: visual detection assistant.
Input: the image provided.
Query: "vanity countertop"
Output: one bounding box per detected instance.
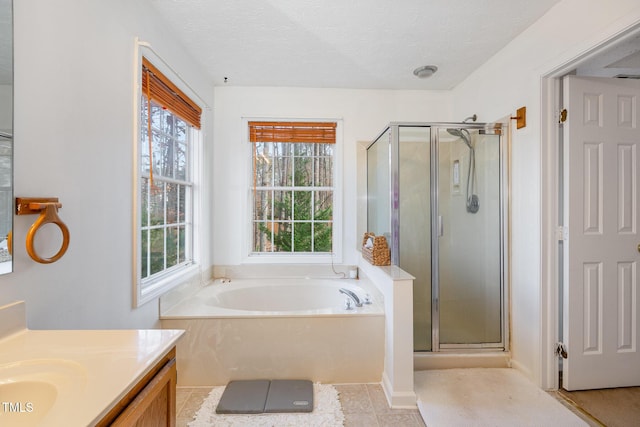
[0,302,184,426]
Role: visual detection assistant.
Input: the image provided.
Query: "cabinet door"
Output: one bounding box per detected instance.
[111,358,177,426]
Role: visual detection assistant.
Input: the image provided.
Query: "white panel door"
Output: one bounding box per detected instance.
[563,75,640,390]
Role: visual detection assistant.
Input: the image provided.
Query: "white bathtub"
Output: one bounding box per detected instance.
[161,277,385,385]
[163,278,383,317]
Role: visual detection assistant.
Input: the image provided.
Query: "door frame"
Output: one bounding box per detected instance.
[540,24,640,391]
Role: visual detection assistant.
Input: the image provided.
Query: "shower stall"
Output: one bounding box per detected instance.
[366,122,507,352]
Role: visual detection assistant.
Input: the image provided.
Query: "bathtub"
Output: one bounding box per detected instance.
[161,277,385,385]
[163,277,383,317]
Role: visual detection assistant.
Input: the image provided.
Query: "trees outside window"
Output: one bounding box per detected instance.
[135,57,201,306]
[249,122,336,255]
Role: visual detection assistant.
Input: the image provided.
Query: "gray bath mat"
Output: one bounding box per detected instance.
[215,379,313,414]
[189,383,342,426]
[265,380,313,413]
[215,379,270,414]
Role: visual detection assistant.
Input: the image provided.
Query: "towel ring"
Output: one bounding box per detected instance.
[26,204,70,264]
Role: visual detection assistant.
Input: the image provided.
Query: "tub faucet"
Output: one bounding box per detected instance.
[339,288,363,307]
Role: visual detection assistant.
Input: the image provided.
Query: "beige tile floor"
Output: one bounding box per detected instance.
[176,383,426,427]
[176,382,634,427]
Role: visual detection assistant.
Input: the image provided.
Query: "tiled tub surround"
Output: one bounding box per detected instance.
[161,276,385,386]
[0,301,183,426]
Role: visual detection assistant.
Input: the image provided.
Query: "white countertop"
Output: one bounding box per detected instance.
[0,302,184,426]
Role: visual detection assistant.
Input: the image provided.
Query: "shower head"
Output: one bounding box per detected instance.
[446,128,472,149]
[446,127,479,214]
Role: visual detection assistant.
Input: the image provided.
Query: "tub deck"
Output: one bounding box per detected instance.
[161,278,384,318]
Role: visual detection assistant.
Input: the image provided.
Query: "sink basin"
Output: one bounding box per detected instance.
[0,359,87,426]
[0,381,57,425]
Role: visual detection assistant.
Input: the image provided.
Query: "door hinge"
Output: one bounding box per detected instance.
[559,108,568,124]
[555,226,568,241]
[555,342,568,359]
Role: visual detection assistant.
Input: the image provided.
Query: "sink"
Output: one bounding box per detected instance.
[0,381,57,425]
[0,359,87,426]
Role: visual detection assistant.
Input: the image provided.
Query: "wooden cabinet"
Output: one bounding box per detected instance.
[97,347,177,427]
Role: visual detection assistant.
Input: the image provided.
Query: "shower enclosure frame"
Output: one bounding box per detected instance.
[367,121,510,353]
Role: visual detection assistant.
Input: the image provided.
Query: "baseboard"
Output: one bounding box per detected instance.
[381,372,417,409]
[510,358,534,382]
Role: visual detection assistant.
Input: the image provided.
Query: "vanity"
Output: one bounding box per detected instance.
[0,301,184,426]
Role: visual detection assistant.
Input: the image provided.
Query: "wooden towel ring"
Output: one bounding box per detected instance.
[26,204,70,264]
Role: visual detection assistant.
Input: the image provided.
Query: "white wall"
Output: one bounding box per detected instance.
[452,0,640,385]
[0,0,214,329]
[212,86,452,265]
[0,85,11,131]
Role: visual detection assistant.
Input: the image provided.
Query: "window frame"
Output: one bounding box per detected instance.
[243,118,343,264]
[133,52,203,307]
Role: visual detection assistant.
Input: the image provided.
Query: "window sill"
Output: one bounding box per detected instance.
[135,264,200,308]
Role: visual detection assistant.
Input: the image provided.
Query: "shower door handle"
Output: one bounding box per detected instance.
[438,215,444,237]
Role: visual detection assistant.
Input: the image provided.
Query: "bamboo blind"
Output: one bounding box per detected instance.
[248,121,336,144]
[141,57,202,129]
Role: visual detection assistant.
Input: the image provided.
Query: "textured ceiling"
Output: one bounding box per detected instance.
[148,0,562,90]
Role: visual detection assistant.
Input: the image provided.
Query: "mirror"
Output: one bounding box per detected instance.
[0,0,12,274]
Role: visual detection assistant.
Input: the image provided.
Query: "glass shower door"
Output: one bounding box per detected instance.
[367,128,391,241]
[436,128,502,347]
[398,126,431,351]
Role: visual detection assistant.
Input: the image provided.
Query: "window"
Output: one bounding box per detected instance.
[136,57,202,306]
[249,121,339,259]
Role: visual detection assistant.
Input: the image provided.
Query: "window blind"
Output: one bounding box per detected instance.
[248,121,336,144]
[141,57,202,129]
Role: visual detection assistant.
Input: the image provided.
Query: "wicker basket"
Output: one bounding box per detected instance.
[361,232,391,266]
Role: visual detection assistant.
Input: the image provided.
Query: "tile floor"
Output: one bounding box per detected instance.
[176,382,631,427]
[176,383,426,427]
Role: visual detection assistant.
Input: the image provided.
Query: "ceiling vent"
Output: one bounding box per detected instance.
[613,74,640,79]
